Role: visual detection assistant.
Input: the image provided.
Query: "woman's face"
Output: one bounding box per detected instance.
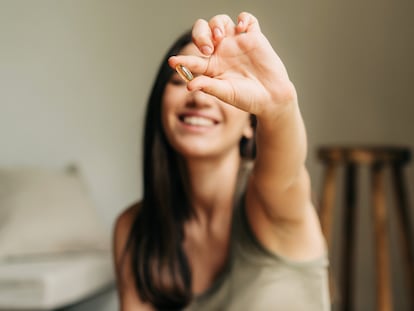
[161,43,253,160]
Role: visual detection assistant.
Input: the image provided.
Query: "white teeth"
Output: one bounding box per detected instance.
[182,116,215,126]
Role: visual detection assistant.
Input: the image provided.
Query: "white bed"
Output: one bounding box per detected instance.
[0,252,114,310]
[0,166,115,310]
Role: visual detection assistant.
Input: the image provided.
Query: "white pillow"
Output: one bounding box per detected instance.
[0,166,110,260]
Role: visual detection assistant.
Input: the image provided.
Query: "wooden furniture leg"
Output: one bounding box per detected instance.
[371,162,393,311]
[391,163,414,306]
[340,163,357,311]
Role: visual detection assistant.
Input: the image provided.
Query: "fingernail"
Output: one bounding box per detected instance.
[213,27,223,38]
[201,45,213,55]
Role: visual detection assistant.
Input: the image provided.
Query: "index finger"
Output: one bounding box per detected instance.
[192,18,214,56]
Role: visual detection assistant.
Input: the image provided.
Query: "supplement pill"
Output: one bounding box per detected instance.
[175,64,194,82]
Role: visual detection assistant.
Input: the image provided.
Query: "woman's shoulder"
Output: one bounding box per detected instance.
[113,201,142,250]
[113,202,155,310]
[115,201,141,228]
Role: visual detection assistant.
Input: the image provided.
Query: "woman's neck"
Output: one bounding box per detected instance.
[184,149,241,222]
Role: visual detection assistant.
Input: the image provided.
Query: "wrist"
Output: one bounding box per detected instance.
[257,81,298,123]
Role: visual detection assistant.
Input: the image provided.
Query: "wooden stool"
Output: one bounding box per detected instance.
[317,145,413,311]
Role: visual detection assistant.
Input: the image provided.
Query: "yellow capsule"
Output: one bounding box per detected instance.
[175,64,194,82]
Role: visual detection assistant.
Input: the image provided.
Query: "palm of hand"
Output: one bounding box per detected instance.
[169,24,296,118]
[202,31,294,117]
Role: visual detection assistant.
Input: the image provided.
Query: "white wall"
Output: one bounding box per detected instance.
[1,0,413,310]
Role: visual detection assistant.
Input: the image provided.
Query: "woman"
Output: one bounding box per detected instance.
[113,12,329,311]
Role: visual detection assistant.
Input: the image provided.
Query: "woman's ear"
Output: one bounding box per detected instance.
[240,114,256,159]
[242,117,254,139]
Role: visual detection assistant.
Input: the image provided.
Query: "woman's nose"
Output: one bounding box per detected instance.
[186,90,213,108]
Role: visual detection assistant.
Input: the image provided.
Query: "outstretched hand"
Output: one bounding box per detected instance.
[168,12,297,119]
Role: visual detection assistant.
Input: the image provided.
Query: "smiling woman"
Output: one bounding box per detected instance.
[113,12,329,311]
[162,41,253,160]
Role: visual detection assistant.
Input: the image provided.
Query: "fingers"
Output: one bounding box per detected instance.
[192,19,214,56]
[168,54,209,77]
[190,12,260,57]
[187,75,235,107]
[169,12,262,85]
[168,54,235,106]
[192,14,236,56]
[236,12,261,33]
[208,14,236,41]
[193,13,255,56]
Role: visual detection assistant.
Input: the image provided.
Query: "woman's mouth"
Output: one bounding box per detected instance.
[180,115,217,127]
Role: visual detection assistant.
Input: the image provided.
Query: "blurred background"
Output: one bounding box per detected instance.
[1,0,413,310]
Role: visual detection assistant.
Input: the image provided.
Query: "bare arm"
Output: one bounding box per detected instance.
[246,95,325,261]
[168,12,325,261]
[113,204,155,311]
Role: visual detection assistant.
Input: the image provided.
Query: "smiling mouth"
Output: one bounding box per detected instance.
[180,115,217,127]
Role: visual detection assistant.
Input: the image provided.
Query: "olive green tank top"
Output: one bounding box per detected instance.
[185,165,331,310]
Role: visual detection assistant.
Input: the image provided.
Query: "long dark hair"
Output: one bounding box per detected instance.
[125,30,256,310]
